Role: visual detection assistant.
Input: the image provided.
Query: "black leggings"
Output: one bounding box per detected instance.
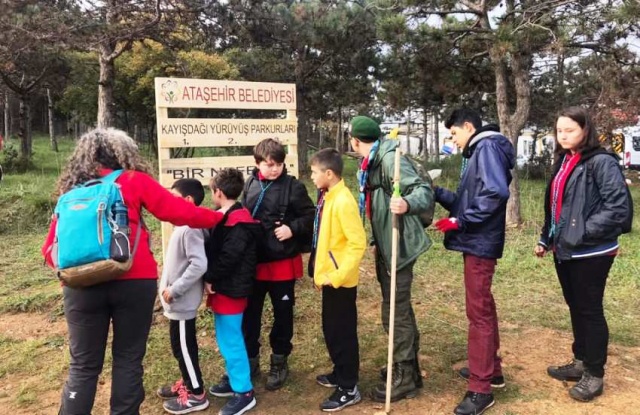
[554,255,614,378]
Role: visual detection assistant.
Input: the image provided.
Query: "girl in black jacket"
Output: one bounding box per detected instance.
[535,107,632,402]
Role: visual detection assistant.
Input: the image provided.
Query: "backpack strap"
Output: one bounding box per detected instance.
[83,169,124,187]
[369,155,393,196]
[103,169,124,183]
[130,219,143,256]
[242,175,256,206]
[278,175,294,221]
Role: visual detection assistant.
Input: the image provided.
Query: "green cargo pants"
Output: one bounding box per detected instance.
[375,251,420,365]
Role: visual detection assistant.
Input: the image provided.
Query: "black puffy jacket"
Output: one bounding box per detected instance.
[241,168,315,263]
[435,125,516,259]
[539,149,631,261]
[204,203,262,298]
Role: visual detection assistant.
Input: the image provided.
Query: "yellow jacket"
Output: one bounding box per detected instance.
[313,179,366,288]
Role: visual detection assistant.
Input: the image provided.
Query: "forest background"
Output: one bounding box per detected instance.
[1,1,639,414]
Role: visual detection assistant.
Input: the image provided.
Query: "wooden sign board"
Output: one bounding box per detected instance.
[158,119,297,148]
[155,77,298,254]
[155,78,296,110]
[159,155,299,186]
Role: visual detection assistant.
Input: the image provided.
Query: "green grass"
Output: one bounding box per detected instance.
[0,137,74,234]
[1,135,639,412]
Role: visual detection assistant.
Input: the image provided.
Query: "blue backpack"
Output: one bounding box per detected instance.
[53,170,140,287]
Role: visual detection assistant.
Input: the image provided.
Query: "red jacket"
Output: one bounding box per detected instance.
[42,169,223,280]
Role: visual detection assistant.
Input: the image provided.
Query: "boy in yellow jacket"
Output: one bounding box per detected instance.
[309,148,367,412]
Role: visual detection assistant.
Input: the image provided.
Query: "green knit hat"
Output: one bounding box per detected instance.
[350,116,381,142]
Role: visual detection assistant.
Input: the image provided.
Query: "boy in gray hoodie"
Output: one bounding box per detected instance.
[157,178,210,414]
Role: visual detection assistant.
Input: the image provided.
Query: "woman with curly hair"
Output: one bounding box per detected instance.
[42,128,223,415]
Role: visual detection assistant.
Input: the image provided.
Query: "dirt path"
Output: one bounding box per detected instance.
[0,312,67,341]
[1,313,639,415]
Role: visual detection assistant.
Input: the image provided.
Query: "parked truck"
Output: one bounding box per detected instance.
[624,133,640,170]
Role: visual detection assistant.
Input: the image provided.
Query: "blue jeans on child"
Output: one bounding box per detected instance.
[214,313,253,393]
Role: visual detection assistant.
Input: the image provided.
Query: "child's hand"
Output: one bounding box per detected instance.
[162,289,173,304]
[204,283,215,295]
[390,196,408,215]
[321,275,333,287]
[274,222,293,241]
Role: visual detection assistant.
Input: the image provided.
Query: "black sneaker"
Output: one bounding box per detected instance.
[453,391,495,415]
[163,389,210,414]
[219,390,257,415]
[316,373,338,388]
[157,379,185,400]
[209,374,233,398]
[547,359,584,382]
[458,367,506,389]
[320,386,362,412]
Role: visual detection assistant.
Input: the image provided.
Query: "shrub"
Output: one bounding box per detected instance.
[518,148,553,181]
[1,142,34,172]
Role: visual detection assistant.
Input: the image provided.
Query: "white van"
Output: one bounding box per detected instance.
[624,133,640,170]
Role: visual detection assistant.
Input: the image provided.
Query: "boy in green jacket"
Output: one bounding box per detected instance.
[349,115,434,402]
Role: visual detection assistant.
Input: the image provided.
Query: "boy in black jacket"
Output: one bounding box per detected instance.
[205,169,262,415]
[241,138,315,390]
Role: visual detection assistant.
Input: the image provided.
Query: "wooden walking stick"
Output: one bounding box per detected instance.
[383,148,402,414]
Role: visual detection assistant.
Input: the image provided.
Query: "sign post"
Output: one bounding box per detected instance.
[155,77,298,252]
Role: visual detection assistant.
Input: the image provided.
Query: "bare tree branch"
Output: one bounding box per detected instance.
[98,0,162,61]
[409,8,481,17]
[104,38,135,62]
[460,0,485,15]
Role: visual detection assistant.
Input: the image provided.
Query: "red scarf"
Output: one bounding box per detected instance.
[551,152,581,223]
[360,157,372,219]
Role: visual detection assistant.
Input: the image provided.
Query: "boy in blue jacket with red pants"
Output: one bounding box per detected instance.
[434,109,515,415]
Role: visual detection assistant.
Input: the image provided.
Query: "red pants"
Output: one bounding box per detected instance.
[464,254,502,394]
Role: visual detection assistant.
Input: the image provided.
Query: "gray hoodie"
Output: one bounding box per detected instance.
[158,226,207,320]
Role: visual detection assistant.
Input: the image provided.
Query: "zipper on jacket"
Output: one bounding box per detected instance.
[328,251,339,269]
[44,242,54,266]
[69,197,96,202]
[97,202,106,244]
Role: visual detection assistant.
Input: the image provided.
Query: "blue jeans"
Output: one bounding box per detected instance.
[214,313,253,393]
